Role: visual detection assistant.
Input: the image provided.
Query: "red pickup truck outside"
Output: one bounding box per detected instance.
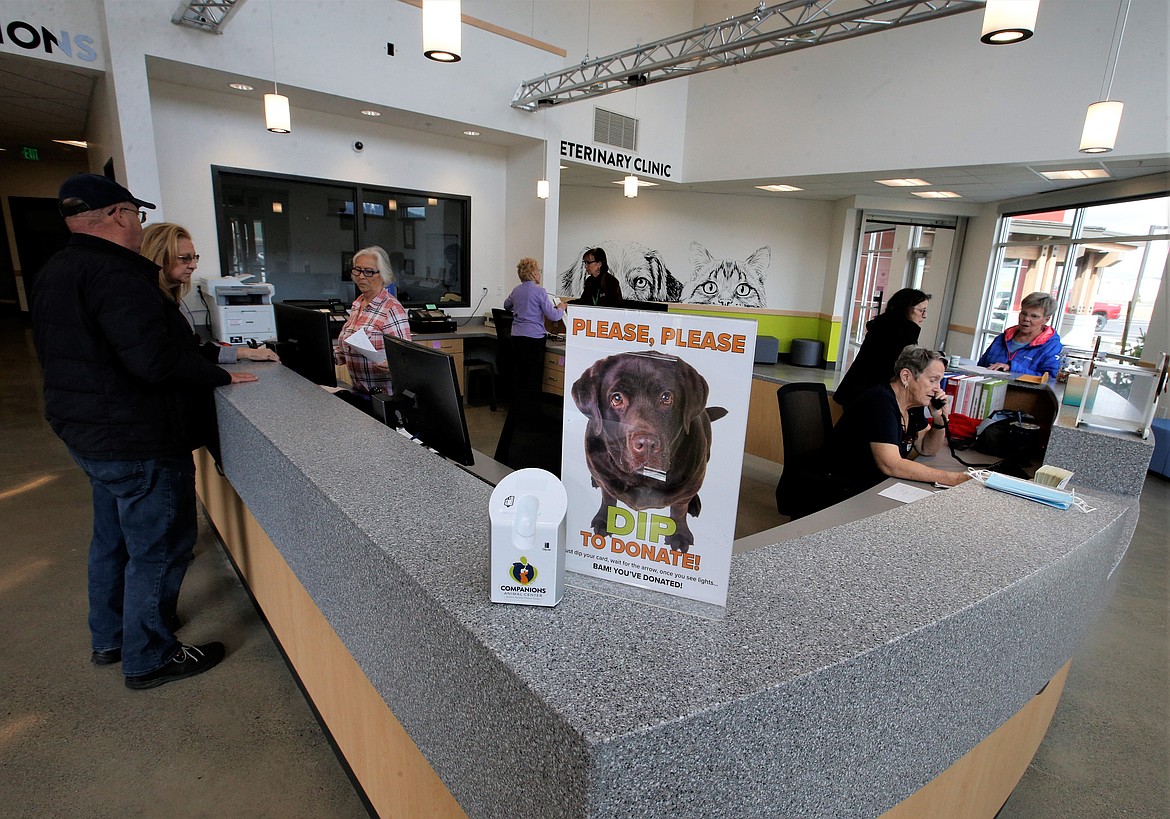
[1065,301,1123,330]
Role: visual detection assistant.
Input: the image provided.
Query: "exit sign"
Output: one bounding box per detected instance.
[21,146,39,160]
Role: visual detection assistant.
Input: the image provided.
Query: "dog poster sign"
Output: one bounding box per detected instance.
[560,307,756,607]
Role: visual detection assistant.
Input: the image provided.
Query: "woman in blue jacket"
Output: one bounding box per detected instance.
[978,291,1064,379]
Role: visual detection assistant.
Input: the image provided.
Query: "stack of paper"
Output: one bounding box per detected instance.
[343,329,386,364]
[1033,465,1074,490]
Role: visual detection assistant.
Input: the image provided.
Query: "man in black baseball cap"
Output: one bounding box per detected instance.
[33,172,255,690]
[57,172,157,218]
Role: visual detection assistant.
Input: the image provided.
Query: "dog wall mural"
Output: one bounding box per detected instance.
[559,240,683,303]
[558,239,772,308]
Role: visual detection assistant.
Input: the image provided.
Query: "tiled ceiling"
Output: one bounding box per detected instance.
[558,155,1170,205]
[0,52,97,162]
[2,48,1167,205]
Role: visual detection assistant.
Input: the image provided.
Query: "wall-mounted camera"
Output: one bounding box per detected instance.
[352,140,365,153]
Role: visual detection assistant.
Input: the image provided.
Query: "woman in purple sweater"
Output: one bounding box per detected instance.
[503,256,567,396]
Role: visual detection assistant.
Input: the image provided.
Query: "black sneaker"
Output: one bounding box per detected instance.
[124,642,225,690]
[91,648,121,666]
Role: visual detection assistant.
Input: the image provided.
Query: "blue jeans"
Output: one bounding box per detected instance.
[70,452,196,676]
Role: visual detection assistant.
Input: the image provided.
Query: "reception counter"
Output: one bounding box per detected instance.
[199,362,1147,818]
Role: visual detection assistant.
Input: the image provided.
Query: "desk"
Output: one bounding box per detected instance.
[196,362,1144,818]
[404,321,567,397]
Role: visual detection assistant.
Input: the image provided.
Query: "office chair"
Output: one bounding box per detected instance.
[492,308,515,403]
[774,382,838,519]
[494,391,564,477]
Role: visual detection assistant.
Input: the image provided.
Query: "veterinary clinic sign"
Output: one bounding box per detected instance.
[560,307,755,607]
[560,140,673,181]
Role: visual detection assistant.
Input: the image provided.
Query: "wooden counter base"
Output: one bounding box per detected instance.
[195,448,1065,818]
[195,448,465,819]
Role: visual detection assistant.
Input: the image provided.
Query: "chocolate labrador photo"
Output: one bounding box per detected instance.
[571,350,727,553]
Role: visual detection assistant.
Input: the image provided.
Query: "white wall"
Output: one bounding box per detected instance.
[463,0,697,178]
[684,0,1169,182]
[557,185,834,309]
[101,0,563,143]
[149,80,513,320]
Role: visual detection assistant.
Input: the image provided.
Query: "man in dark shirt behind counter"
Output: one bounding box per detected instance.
[32,173,256,690]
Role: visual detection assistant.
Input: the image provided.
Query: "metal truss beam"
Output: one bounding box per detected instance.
[171,0,247,35]
[512,0,984,110]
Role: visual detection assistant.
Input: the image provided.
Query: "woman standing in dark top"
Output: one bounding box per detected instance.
[833,288,930,409]
[573,247,623,307]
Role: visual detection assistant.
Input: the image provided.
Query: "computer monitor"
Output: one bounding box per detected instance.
[381,336,475,466]
[274,302,337,387]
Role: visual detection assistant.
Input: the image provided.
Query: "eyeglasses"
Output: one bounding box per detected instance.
[351,267,380,278]
[177,254,200,264]
[110,206,147,224]
[1019,311,1046,320]
[583,258,599,266]
[912,306,928,316]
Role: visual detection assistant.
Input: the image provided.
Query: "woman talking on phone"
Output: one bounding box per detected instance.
[828,345,970,499]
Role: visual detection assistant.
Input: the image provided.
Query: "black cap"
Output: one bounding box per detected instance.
[58,173,157,217]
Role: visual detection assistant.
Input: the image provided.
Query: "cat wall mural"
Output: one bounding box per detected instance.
[681,242,770,308]
[558,239,772,308]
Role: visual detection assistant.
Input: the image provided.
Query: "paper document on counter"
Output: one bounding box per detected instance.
[879,483,935,503]
[343,329,385,364]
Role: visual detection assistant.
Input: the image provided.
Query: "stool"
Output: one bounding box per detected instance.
[789,338,824,368]
[754,335,779,364]
[464,358,497,410]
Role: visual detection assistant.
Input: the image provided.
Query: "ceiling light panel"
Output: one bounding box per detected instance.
[1039,169,1110,180]
[876,178,930,187]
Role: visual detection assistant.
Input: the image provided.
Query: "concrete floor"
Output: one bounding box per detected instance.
[2,316,1166,817]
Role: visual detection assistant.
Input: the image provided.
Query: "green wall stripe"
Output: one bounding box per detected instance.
[665,306,841,362]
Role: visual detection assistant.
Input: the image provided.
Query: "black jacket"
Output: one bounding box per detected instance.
[833,314,921,408]
[31,233,231,460]
[574,271,623,307]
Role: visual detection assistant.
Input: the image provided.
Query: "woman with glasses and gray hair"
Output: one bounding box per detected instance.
[977,291,1063,379]
[335,245,411,399]
[827,345,970,500]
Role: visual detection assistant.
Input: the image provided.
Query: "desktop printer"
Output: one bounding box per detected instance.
[200,276,277,344]
[409,306,457,334]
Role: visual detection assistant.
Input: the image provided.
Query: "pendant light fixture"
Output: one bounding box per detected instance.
[1079,0,1131,154]
[264,2,290,133]
[423,0,461,62]
[624,81,640,197]
[537,103,550,200]
[980,0,1038,45]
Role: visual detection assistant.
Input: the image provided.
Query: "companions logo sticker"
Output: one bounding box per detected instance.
[510,557,537,585]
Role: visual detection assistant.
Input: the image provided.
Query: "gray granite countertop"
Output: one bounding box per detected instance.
[213,363,1140,818]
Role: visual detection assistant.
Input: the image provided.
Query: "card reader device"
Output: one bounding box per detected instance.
[489,468,567,606]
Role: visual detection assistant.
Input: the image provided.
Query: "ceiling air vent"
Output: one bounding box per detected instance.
[594,108,638,151]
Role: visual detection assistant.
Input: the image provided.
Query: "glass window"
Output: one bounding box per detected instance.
[980,195,1169,359]
[214,169,471,308]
